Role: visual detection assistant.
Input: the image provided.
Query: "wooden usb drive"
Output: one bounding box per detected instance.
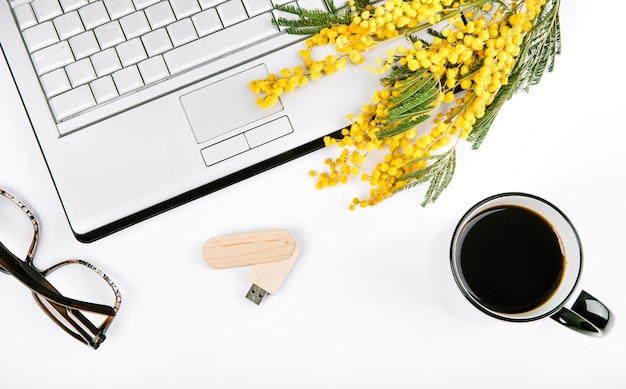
[202,229,298,304]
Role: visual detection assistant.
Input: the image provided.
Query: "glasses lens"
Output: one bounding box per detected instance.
[34,260,121,349]
[0,189,37,264]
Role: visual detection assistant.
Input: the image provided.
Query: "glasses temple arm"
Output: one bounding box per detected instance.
[0,243,115,316]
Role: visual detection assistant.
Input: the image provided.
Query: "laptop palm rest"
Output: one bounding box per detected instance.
[180,64,283,144]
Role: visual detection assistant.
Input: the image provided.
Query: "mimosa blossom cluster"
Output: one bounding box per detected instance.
[251,0,548,208]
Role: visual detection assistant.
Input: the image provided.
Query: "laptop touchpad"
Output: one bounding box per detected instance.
[180,64,283,144]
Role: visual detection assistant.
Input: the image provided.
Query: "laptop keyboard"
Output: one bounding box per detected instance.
[8,0,318,126]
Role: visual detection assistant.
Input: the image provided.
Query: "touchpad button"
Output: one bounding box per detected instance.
[180,64,283,144]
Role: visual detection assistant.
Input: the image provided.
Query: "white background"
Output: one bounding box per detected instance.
[1,1,625,388]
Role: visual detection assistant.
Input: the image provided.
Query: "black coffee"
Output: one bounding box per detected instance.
[457,205,565,314]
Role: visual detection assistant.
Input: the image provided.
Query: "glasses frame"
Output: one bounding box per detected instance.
[0,188,121,349]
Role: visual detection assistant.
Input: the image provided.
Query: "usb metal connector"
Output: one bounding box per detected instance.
[246,284,268,305]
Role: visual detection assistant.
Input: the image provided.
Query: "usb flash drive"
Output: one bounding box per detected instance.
[203,229,298,305]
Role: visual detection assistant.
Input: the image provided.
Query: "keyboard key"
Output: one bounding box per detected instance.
[166,19,198,47]
[49,85,96,121]
[191,9,222,37]
[13,4,38,30]
[164,13,278,74]
[58,0,88,13]
[53,11,85,40]
[91,48,122,77]
[138,56,170,84]
[23,22,59,53]
[9,1,36,9]
[242,0,273,17]
[112,65,144,94]
[103,0,136,20]
[217,0,247,27]
[142,29,173,56]
[132,0,160,10]
[66,58,96,87]
[116,38,148,67]
[145,2,176,29]
[120,11,151,39]
[91,76,119,103]
[40,68,71,98]
[69,30,100,60]
[31,41,75,75]
[31,0,63,22]
[94,21,126,50]
[169,0,201,19]
[79,2,110,30]
[199,0,227,9]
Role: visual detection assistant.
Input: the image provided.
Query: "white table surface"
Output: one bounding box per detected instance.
[1,2,625,388]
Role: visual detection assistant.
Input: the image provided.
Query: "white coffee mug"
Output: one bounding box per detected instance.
[449,193,612,336]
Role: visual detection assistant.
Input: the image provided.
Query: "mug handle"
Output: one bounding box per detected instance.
[551,291,613,336]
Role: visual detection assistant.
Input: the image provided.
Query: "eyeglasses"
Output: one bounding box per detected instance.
[0,188,121,349]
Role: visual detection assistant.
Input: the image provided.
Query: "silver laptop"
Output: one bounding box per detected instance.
[1,0,386,242]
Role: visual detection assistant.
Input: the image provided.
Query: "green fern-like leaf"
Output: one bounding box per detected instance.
[380,64,417,87]
[387,69,429,102]
[395,147,457,206]
[273,3,352,34]
[386,77,439,121]
[518,0,561,91]
[273,0,375,35]
[377,115,431,139]
[375,70,439,139]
